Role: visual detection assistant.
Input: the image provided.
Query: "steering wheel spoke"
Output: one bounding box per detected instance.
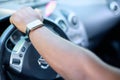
[10,37,31,73]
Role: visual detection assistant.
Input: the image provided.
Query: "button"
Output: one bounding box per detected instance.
[12,59,21,65]
[19,53,23,58]
[21,47,26,52]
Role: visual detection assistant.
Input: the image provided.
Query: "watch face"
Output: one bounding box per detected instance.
[27,19,43,30]
[26,19,44,36]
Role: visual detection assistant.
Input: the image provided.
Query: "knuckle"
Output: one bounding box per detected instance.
[9,16,13,23]
[10,12,17,23]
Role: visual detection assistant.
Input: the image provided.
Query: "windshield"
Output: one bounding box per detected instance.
[0,0,51,19]
[0,0,50,3]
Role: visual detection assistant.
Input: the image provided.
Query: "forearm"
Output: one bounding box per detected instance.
[29,26,120,80]
[29,27,86,79]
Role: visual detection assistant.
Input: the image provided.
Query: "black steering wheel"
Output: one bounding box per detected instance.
[0,16,69,80]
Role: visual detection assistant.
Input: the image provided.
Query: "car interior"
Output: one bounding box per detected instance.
[0,0,120,80]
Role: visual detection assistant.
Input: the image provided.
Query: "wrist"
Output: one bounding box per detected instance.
[26,19,44,37]
[29,26,46,40]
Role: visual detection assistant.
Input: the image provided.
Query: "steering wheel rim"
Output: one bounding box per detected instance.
[0,16,13,80]
[0,16,69,80]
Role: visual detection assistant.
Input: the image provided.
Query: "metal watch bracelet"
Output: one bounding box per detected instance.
[26,19,44,37]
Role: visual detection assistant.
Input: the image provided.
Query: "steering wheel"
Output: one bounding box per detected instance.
[0,16,69,80]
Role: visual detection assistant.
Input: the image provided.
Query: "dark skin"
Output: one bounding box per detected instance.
[10,7,120,80]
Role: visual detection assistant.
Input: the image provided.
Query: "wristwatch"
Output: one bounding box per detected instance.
[26,19,44,36]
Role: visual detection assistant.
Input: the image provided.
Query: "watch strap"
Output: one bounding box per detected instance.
[26,19,44,36]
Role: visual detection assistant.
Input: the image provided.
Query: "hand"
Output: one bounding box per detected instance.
[10,7,43,33]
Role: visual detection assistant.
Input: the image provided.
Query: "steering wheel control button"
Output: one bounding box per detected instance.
[21,46,26,52]
[12,59,21,65]
[19,53,23,58]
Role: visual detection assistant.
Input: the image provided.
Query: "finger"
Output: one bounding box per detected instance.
[34,8,44,21]
[10,13,16,24]
[10,16,13,24]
